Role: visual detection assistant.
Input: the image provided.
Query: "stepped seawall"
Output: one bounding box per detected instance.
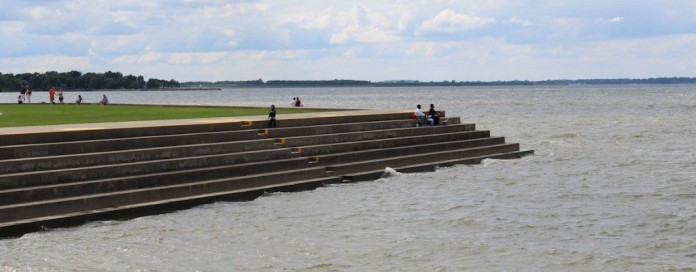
[0,109,532,237]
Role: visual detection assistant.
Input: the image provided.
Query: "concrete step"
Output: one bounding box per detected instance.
[325,143,521,176]
[0,138,278,175]
[0,157,316,206]
[311,137,506,166]
[0,129,263,159]
[0,148,295,190]
[293,130,490,156]
[278,124,476,147]
[0,175,343,237]
[0,122,245,146]
[246,112,417,129]
[0,117,460,160]
[260,119,417,138]
[0,167,330,223]
[340,150,535,182]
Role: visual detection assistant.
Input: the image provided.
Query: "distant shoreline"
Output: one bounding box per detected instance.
[57,87,223,92]
[181,77,696,89]
[3,76,696,93]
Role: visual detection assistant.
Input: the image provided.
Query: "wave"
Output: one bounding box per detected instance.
[380,167,402,178]
[480,158,505,167]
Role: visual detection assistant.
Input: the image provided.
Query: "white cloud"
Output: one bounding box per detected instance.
[169,53,195,65]
[28,7,52,20]
[610,17,624,23]
[508,16,531,27]
[301,11,334,29]
[111,11,141,28]
[416,8,496,35]
[279,5,402,45]
[343,47,362,57]
[112,52,162,64]
[168,52,227,64]
[1,55,91,73]
[241,50,309,60]
[139,52,162,63]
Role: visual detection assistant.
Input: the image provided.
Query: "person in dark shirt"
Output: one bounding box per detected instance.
[268,105,277,127]
[428,104,440,125]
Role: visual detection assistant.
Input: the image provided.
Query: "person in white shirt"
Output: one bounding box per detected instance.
[291,97,296,107]
[415,104,427,126]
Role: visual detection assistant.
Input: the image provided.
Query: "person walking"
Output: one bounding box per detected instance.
[268,105,277,127]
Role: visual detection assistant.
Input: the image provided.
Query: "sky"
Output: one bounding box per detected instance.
[1,0,696,82]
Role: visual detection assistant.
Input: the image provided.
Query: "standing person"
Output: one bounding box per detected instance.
[291,97,296,107]
[428,104,440,125]
[19,87,26,103]
[49,87,56,104]
[76,94,82,105]
[25,86,32,103]
[268,105,277,127]
[58,89,64,104]
[415,104,427,127]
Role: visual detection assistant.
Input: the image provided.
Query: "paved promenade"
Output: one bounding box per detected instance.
[0,108,410,136]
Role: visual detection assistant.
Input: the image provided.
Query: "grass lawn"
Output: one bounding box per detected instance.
[0,104,322,127]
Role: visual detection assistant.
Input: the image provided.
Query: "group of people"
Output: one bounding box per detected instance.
[16,86,107,105]
[269,97,306,127]
[290,97,302,107]
[269,102,442,129]
[414,104,441,126]
[18,86,32,103]
[47,87,64,104]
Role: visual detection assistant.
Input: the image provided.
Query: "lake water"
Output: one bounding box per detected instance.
[1,85,695,271]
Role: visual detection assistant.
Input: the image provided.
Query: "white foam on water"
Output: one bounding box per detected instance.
[480,158,506,167]
[380,167,402,178]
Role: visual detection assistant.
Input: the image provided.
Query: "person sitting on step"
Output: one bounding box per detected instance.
[428,104,440,126]
[415,104,427,127]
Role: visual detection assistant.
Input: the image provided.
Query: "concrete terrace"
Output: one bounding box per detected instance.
[0,107,368,135]
[0,108,532,237]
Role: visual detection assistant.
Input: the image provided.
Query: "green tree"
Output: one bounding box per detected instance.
[146,78,161,89]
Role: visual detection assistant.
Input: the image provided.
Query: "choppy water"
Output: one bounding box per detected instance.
[1,85,695,271]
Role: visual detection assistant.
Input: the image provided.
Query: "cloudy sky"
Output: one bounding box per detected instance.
[1,0,695,82]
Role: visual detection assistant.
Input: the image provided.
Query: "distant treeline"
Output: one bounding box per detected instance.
[182,79,372,88]
[4,72,695,92]
[0,71,180,92]
[182,77,696,88]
